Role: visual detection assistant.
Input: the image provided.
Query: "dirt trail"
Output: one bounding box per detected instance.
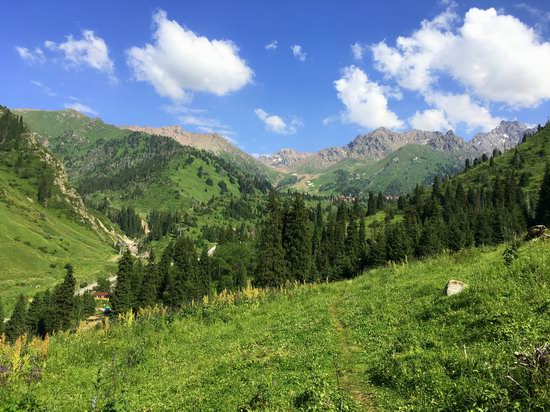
[329,292,374,411]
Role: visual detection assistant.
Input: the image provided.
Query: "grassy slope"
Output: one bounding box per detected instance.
[457,124,550,195]
[5,240,549,410]
[305,144,460,195]
[18,110,266,230]
[0,158,117,312]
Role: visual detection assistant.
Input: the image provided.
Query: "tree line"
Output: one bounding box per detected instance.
[0,264,96,343]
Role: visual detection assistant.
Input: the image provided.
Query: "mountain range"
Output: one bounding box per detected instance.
[259,121,533,172]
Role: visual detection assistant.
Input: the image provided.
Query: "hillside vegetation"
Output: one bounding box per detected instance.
[16,109,271,244]
[308,144,460,196]
[2,240,549,410]
[0,108,118,309]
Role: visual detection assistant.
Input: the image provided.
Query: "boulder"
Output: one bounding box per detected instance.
[527,225,548,240]
[443,280,468,296]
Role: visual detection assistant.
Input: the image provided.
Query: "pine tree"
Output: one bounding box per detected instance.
[386,223,411,262]
[111,250,135,313]
[52,264,77,331]
[282,193,313,282]
[169,236,199,305]
[27,293,44,336]
[535,164,550,226]
[6,294,28,343]
[368,229,387,267]
[37,174,52,205]
[138,251,158,308]
[367,192,377,216]
[255,191,288,287]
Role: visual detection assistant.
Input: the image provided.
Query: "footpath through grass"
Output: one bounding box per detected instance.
[2,240,549,411]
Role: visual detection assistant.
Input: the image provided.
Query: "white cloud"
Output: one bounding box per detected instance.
[15,47,45,63]
[334,66,404,130]
[372,7,550,108]
[127,10,253,102]
[424,92,502,132]
[265,40,278,50]
[255,108,302,135]
[350,43,364,60]
[31,80,57,97]
[409,109,450,131]
[64,102,99,116]
[46,30,116,83]
[291,44,306,62]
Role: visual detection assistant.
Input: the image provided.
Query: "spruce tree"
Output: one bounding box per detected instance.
[6,294,28,343]
[535,164,550,226]
[138,251,158,308]
[52,264,77,331]
[255,192,288,287]
[27,293,44,336]
[282,193,313,282]
[386,223,411,262]
[111,250,135,313]
[367,192,377,216]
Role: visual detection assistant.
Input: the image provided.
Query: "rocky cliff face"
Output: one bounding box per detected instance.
[469,121,534,154]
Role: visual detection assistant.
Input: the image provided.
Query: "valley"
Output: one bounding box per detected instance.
[2,2,550,409]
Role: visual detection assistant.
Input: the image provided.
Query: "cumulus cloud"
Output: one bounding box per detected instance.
[350,42,364,60]
[409,109,450,131]
[265,40,278,50]
[334,66,404,130]
[255,108,302,135]
[46,30,117,83]
[64,102,99,116]
[15,47,45,63]
[127,10,253,102]
[372,7,550,108]
[291,45,306,62]
[424,92,502,132]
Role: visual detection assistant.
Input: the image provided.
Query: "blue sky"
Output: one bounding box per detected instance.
[1,0,550,155]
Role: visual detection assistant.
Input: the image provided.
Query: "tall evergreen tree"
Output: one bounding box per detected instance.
[255,191,288,287]
[6,294,27,343]
[52,264,76,331]
[111,250,135,313]
[138,251,158,308]
[282,193,313,282]
[535,164,550,226]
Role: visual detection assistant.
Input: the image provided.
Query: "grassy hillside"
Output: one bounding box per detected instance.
[306,144,460,195]
[0,109,118,309]
[3,239,549,410]
[17,110,271,236]
[458,124,550,196]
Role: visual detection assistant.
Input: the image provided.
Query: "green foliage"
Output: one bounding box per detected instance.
[5,294,27,342]
[503,241,520,266]
[314,144,461,196]
[535,164,550,226]
[111,251,135,314]
[3,241,549,410]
